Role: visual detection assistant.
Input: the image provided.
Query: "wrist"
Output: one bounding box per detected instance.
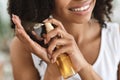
[78,64,93,80]
[78,63,102,80]
[44,63,62,80]
[78,63,92,74]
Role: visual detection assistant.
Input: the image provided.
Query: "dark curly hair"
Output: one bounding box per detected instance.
[7,0,113,46]
[93,0,113,27]
[8,0,54,28]
[8,0,113,28]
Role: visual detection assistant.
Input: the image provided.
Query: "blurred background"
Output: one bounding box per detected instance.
[0,0,120,80]
[0,0,13,80]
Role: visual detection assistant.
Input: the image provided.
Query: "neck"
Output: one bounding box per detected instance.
[52,15,101,44]
[65,21,95,43]
[64,22,90,35]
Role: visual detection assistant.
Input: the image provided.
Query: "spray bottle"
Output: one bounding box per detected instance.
[44,23,76,79]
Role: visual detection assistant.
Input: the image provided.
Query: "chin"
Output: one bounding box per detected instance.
[66,12,92,24]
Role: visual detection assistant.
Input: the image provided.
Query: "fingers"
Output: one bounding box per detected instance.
[43,18,76,63]
[12,14,23,29]
[50,45,72,63]
[12,14,32,44]
[47,35,75,63]
[44,18,66,31]
[32,31,44,41]
[11,14,52,63]
[44,27,67,43]
[43,18,75,45]
[48,38,69,54]
[43,25,72,44]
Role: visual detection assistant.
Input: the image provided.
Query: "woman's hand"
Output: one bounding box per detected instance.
[12,14,89,71]
[43,18,89,72]
[12,15,102,80]
[12,14,50,63]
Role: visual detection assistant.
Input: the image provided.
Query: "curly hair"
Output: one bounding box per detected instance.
[93,0,113,27]
[8,0,113,46]
[8,0,55,28]
[8,0,113,28]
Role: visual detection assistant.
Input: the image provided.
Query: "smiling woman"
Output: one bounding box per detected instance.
[8,0,120,80]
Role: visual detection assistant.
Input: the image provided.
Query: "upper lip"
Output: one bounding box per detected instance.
[69,0,92,9]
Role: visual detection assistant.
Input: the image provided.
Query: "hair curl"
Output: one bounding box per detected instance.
[8,0,113,45]
[8,0,113,28]
[93,0,113,27]
[8,0,54,28]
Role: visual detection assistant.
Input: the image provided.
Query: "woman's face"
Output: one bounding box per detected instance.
[53,0,96,24]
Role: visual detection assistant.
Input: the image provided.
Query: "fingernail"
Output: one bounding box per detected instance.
[43,19,48,22]
[51,58,56,63]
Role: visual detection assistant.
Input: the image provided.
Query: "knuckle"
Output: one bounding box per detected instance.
[49,18,55,23]
[45,34,50,41]
[53,52,59,58]
[58,21,62,26]
[70,35,74,40]
[55,27,61,32]
[48,47,51,53]
[17,29,23,35]
[69,39,75,46]
[52,54,56,58]
[45,33,48,38]
[50,18,54,21]
[51,38,57,46]
[15,32,20,37]
[69,34,74,41]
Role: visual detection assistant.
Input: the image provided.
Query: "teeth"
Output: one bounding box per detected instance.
[70,5,90,12]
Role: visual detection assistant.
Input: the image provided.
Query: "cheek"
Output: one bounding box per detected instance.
[54,0,69,11]
[53,1,68,16]
[55,0,69,6]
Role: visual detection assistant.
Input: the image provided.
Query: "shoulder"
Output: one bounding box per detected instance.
[10,36,32,62]
[103,22,120,38]
[105,22,120,32]
[9,36,34,64]
[10,37,21,54]
[10,36,29,54]
[9,36,34,66]
[102,22,120,57]
[10,37,40,80]
[10,37,22,49]
[104,21,120,43]
[105,22,119,31]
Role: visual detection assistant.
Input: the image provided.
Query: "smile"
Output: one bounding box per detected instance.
[69,4,90,12]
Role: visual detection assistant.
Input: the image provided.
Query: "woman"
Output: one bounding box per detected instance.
[8,0,120,80]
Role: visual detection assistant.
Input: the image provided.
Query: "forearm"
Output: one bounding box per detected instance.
[44,63,62,80]
[78,64,102,80]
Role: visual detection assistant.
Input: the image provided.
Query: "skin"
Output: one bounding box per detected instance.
[118,64,120,80]
[10,0,120,80]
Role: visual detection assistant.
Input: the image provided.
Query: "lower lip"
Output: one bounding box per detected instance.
[69,5,91,16]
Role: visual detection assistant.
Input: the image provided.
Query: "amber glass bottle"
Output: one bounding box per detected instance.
[45,23,76,79]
